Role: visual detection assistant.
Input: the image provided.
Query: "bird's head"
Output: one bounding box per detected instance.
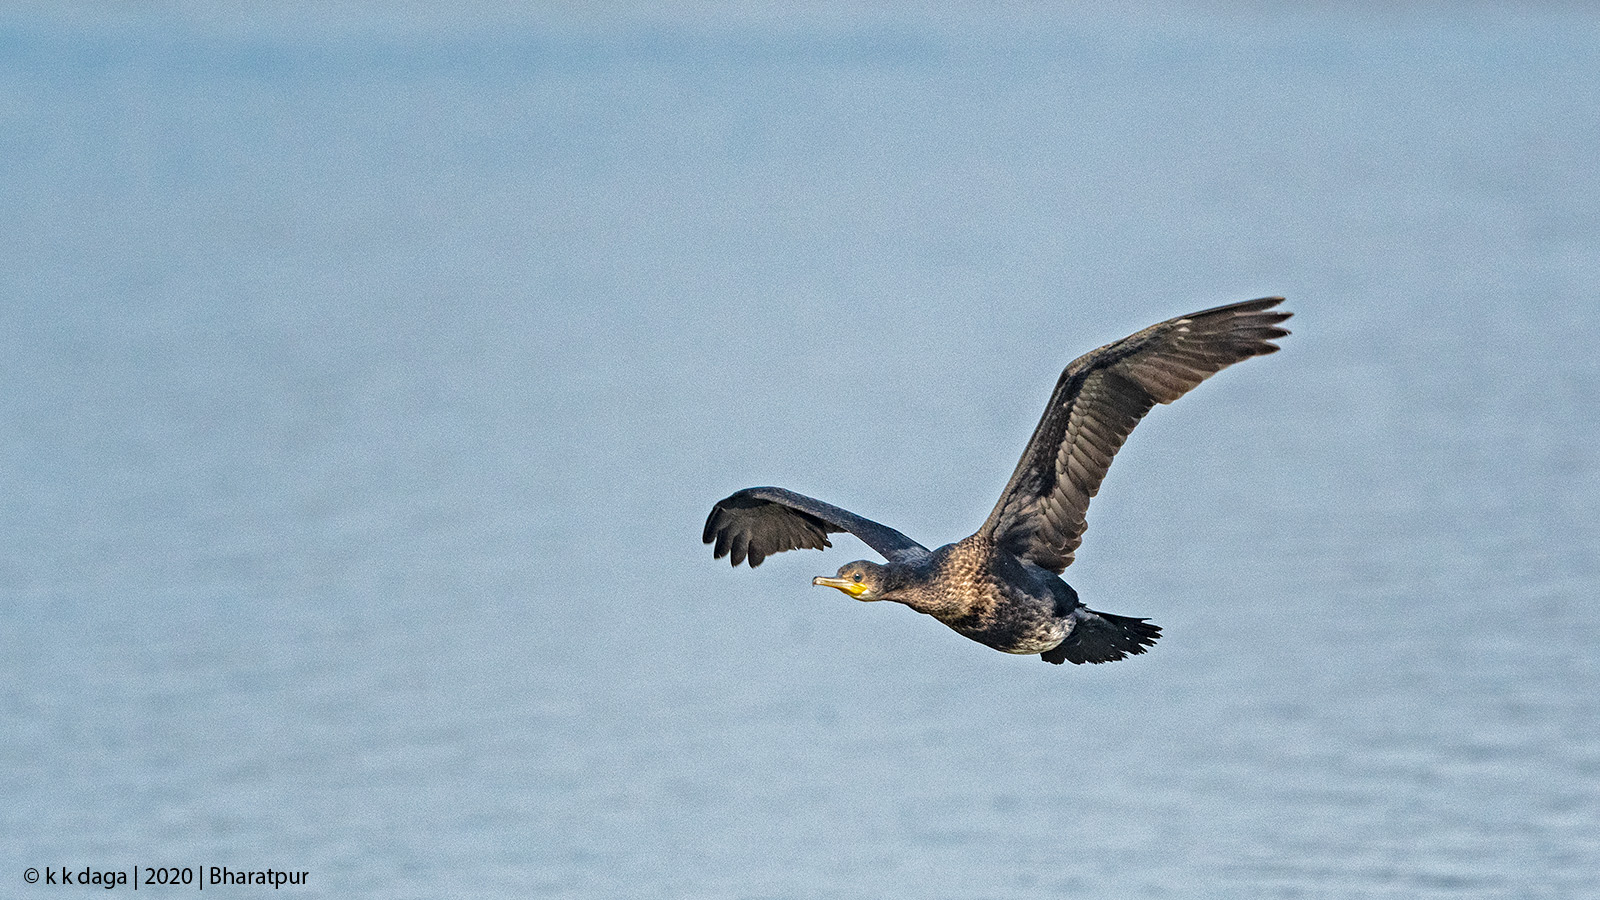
[812,560,890,601]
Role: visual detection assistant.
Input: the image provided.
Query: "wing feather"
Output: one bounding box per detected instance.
[703,486,930,568]
[979,297,1291,572]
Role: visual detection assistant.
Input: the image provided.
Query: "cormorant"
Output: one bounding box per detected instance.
[702,298,1291,665]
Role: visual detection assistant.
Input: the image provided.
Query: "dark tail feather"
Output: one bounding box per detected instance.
[1040,608,1161,665]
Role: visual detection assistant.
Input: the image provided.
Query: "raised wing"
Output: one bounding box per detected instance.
[979,297,1291,573]
[703,486,930,567]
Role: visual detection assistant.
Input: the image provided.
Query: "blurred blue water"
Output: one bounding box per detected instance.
[3,5,1598,898]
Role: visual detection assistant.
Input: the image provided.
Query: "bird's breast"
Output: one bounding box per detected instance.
[889,539,1069,654]
[925,555,1067,653]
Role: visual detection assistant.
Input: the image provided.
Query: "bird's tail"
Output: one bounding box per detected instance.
[1041,608,1162,665]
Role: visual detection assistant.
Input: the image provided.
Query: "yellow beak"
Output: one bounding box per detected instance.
[812,576,870,599]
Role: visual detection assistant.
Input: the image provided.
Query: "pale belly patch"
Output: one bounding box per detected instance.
[1000,619,1071,654]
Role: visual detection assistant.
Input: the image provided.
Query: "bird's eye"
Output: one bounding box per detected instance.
[852,573,863,583]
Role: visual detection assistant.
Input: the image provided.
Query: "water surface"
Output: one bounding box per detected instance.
[3,5,1598,897]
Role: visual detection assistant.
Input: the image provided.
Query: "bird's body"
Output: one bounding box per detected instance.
[703,298,1290,665]
[866,535,1072,653]
[917,538,1088,656]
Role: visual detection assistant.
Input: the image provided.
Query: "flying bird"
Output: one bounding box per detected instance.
[703,298,1290,665]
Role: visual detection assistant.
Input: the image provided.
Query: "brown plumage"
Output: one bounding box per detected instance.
[703,298,1291,664]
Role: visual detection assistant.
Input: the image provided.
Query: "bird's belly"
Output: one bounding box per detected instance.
[994,623,1070,654]
[942,606,1068,654]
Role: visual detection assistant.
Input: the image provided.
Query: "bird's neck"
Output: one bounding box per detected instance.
[885,548,978,619]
